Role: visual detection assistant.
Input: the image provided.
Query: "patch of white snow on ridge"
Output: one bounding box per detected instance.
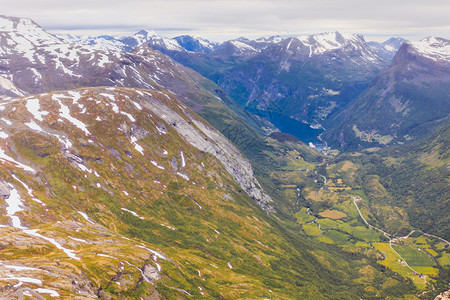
[131,101,142,110]
[137,245,168,260]
[25,120,43,132]
[55,134,73,149]
[230,40,258,53]
[100,93,115,101]
[77,211,94,224]
[180,151,186,168]
[1,118,12,125]
[35,288,60,297]
[69,236,87,243]
[0,147,36,173]
[110,102,120,113]
[24,229,80,260]
[0,275,42,285]
[53,94,91,136]
[3,264,39,271]
[297,32,361,56]
[130,136,144,155]
[121,208,145,219]
[25,98,48,121]
[176,172,189,180]
[12,174,44,205]
[151,160,165,170]
[120,111,136,122]
[97,53,111,67]
[4,184,26,229]
[160,223,176,230]
[0,131,8,139]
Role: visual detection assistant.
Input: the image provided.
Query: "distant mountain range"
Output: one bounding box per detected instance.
[56,27,418,144]
[124,32,394,128]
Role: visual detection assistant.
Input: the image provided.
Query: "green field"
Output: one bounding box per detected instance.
[317,218,381,242]
[437,252,450,267]
[317,230,352,246]
[392,244,436,267]
[295,207,315,224]
[302,223,323,237]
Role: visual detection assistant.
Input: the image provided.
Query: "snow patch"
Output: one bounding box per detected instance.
[35,288,60,297]
[25,98,48,121]
[180,151,186,168]
[176,172,189,180]
[77,211,94,224]
[24,229,79,260]
[0,275,42,285]
[121,208,145,219]
[0,147,36,173]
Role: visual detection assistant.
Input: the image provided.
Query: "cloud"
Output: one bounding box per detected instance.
[2,0,449,41]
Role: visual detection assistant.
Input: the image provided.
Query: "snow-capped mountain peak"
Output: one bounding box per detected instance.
[0,15,62,50]
[255,35,284,44]
[173,35,218,53]
[408,36,450,61]
[229,40,259,53]
[132,29,159,42]
[297,31,365,56]
[367,37,407,60]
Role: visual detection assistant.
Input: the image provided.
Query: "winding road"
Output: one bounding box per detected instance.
[352,196,419,274]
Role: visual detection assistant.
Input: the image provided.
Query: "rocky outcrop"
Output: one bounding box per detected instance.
[435,290,450,300]
[140,92,274,213]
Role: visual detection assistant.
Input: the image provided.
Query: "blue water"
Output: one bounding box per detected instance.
[247,108,324,148]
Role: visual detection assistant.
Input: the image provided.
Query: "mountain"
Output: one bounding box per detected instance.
[56,30,390,131]
[368,37,407,60]
[0,86,317,298]
[57,31,218,54]
[173,35,218,53]
[0,15,274,190]
[323,36,450,149]
[55,33,134,52]
[55,30,172,52]
[0,86,413,299]
[0,86,424,299]
[148,31,389,129]
[0,17,201,100]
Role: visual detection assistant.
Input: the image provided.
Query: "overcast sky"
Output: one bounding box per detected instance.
[2,0,449,42]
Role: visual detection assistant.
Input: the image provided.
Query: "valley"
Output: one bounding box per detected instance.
[0,14,448,299]
[264,137,449,295]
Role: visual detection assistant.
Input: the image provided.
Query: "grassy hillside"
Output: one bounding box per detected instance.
[0,87,422,298]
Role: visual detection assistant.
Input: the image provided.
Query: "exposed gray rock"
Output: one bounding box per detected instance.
[170,157,178,172]
[140,94,274,213]
[142,264,160,282]
[0,181,11,200]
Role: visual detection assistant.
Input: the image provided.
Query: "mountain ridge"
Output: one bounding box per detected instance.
[323,36,450,149]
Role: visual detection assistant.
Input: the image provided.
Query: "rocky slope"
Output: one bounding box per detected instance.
[323,37,450,149]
